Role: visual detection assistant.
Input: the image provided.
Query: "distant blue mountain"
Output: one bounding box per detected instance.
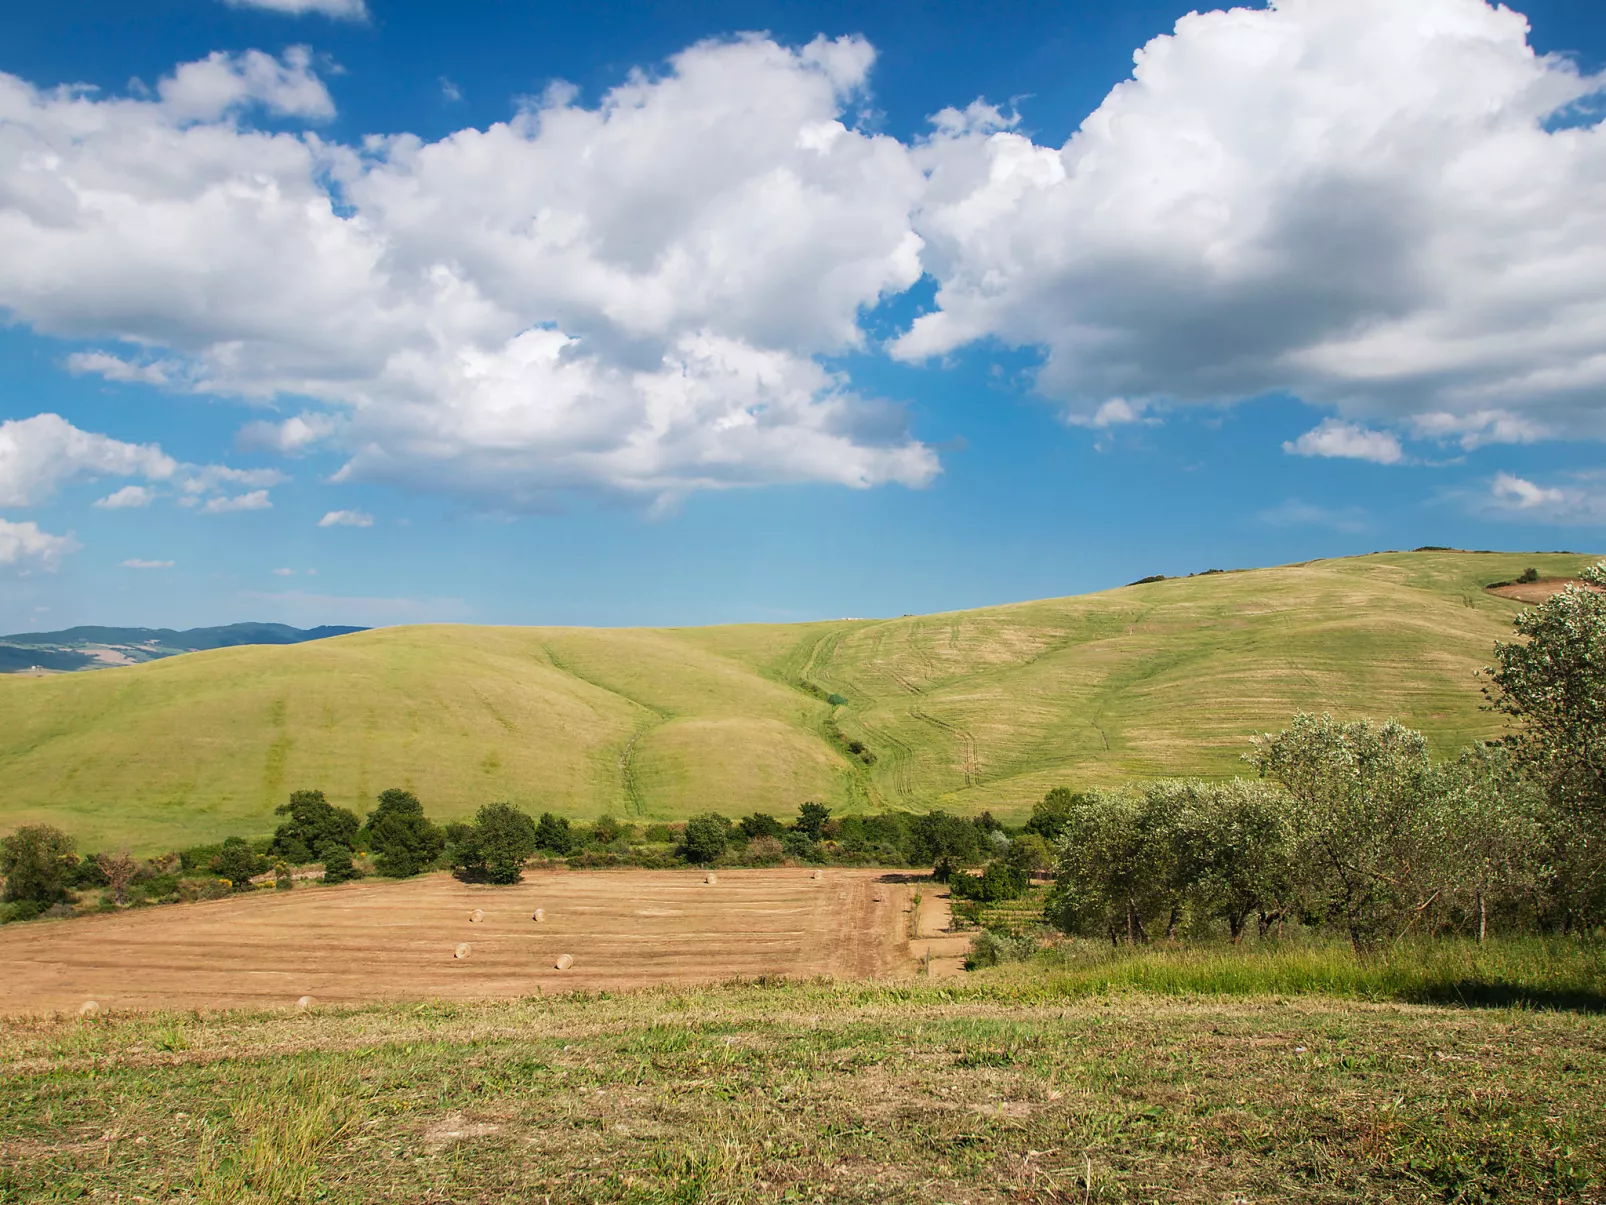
[0,622,367,673]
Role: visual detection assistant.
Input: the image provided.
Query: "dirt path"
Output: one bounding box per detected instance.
[908,886,970,979]
[0,867,919,1016]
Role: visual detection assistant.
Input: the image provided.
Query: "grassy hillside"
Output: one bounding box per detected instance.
[0,550,1595,851]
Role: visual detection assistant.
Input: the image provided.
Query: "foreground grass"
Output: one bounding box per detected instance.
[4,945,1605,1203]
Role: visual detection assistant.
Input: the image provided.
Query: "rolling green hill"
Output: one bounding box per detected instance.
[0,550,1595,852]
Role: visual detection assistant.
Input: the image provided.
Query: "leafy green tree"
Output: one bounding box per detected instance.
[1481,563,1606,931]
[1044,788,1181,944]
[1025,787,1085,841]
[1006,832,1052,875]
[793,802,831,841]
[535,812,575,856]
[1436,743,1545,941]
[464,803,539,884]
[1250,714,1445,953]
[950,860,1029,902]
[590,815,624,846]
[740,813,785,841]
[210,837,266,891]
[909,811,983,876]
[1,825,77,913]
[1164,779,1292,941]
[270,790,360,865]
[1483,561,1606,818]
[361,789,445,877]
[318,840,362,884]
[683,813,733,863]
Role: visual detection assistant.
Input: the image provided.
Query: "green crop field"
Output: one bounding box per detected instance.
[0,549,1595,853]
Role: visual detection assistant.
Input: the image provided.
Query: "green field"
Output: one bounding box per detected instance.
[0,549,1594,852]
[4,946,1603,1203]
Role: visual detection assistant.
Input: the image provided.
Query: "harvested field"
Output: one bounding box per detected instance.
[1486,576,1604,604]
[0,868,917,1016]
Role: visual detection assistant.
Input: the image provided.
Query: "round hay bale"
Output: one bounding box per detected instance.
[705,872,718,886]
[470,908,484,923]
[295,995,316,1012]
[554,953,574,971]
[77,1000,100,1018]
[532,907,545,922]
[454,942,471,960]
[811,869,824,881]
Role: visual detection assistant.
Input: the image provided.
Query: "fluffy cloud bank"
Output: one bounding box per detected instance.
[2,0,1605,512]
[0,414,282,513]
[899,0,1606,443]
[0,519,78,571]
[0,39,934,507]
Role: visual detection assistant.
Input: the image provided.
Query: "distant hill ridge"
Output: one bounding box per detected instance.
[1,549,1599,853]
[1,623,367,650]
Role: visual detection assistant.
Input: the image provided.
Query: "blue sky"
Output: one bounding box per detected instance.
[0,0,1603,632]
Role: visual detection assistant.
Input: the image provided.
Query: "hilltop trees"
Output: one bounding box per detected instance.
[362,789,445,877]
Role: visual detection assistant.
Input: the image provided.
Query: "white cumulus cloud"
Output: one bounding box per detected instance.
[318,509,373,527]
[0,414,176,506]
[896,0,1606,442]
[1283,419,1405,465]
[121,558,174,569]
[202,489,272,513]
[95,485,156,509]
[0,38,935,508]
[221,0,369,19]
[0,519,79,570]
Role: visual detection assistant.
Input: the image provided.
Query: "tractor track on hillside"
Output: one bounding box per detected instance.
[542,644,672,817]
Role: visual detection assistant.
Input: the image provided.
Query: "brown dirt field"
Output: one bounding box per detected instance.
[0,867,919,1016]
[1486,577,1603,603]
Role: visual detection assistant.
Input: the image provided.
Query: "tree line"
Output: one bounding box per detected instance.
[1042,564,1606,951]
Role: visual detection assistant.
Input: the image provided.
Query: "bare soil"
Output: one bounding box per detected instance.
[0,867,918,1016]
[1486,576,1603,603]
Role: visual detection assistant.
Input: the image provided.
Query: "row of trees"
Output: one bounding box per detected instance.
[1046,565,1606,950]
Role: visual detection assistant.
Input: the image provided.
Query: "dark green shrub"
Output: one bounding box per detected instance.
[361,788,445,877]
[682,813,733,863]
[949,860,1028,902]
[317,840,361,885]
[535,812,575,856]
[211,837,267,890]
[1025,787,1085,841]
[452,803,539,884]
[270,790,359,865]
[1517,567,1540,584]
[794,802,831,841]
[740,813,784,841]
[1,825,76,910]
[643,823,674,844]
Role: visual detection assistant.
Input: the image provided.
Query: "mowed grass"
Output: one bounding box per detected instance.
[3,945,1604,1203]
[0,550,1596,852]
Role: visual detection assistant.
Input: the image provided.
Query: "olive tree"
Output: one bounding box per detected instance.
[1482,562,1606,931]
[1165,779,1292,942]
[1045,788,1181,944]
[1249,714,1445,953]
